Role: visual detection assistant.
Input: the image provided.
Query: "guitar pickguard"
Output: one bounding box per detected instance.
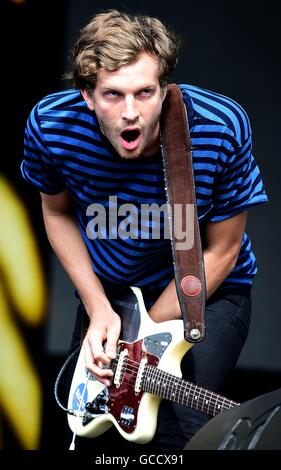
[80,333,172,428]
[82,340,159,433]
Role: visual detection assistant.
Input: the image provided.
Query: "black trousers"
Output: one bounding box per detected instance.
[64,285,252,452]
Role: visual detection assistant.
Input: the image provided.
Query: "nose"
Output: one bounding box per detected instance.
[121,95,139,122]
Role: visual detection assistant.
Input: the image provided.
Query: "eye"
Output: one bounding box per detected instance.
[139,88,154,97]
[104,90,120,98]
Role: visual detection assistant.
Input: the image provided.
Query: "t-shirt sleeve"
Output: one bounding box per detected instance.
[209,115,268,222]
[21,104,66,195]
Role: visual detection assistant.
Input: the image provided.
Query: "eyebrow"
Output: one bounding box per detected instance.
[100,84,156,92]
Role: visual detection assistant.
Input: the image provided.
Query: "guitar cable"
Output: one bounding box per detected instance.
[53,345,83,416]
[54,345,91,450]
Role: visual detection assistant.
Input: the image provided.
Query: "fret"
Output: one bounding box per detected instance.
[179,381,186,406]
[183,382,194,408]
[206,394,210,414]
[197,387,205,412]
[172,380,179,402]
[150,366,157,395]
[189,384,198,410]
[183,384,190,404]
[212,392,219,416]
[221,396,234,412]
[162,369,177,401]
[201,389,208,411]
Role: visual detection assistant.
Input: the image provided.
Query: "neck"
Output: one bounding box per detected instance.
[142,366,239,416]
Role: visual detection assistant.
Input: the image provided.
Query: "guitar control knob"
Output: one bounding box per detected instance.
[85,401,98,413]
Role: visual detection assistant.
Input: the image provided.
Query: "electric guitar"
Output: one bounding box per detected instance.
[67,286,239,443]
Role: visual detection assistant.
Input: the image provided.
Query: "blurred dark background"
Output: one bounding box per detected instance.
[2,0,280,450]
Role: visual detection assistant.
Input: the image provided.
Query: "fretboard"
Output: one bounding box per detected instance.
[142,365,239,416]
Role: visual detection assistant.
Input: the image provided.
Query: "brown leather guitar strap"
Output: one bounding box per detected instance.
[160,83,206,342]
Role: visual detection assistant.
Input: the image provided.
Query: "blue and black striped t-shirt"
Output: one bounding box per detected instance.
[21,84,268,304]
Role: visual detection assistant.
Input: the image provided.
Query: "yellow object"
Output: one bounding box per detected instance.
[0,177,46,323]
[0,282,41,448]
[0,176,46,448]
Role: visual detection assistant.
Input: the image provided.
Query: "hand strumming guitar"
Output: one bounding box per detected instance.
[83,302,121,386]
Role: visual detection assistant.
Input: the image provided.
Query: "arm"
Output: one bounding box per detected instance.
[40,191,120,385]
[149,211,247,322]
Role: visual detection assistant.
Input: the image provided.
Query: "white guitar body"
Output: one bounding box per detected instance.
[67,286,192,443]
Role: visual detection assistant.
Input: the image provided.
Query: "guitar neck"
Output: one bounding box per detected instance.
[142,365,239,416]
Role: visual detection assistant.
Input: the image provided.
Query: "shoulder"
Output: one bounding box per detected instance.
[179,83,251,145]
[34,88,86,116]
[27,88,98,134]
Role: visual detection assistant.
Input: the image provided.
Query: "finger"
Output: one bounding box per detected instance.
[89,363,113,380]
[88,331,111,364]
[83,343,113,379]
[105,323,120,359]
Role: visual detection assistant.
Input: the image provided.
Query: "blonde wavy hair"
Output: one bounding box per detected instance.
[67,10,180,89]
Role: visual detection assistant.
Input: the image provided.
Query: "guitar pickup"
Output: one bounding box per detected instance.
[135,357,148,393]
[113,348,128,388]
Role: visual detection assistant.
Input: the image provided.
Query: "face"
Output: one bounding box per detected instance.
[81,52,167,159]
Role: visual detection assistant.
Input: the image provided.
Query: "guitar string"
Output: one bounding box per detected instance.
[109,354,235,408]
[143,366,238,412]
[108,354,235,410]
[142,370,234,414]
[104,371,230,416]
[127,370,235,414]
[103,355,236,412]
[85,367,235,417]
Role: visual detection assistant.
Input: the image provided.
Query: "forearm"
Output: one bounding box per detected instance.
[41,192,120,384]
[203,248,237,299]
[42,209,110,316]
[149,212,246,322]
[148,250,236,321]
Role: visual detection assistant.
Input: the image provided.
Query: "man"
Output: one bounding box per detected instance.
[21,10,267,450]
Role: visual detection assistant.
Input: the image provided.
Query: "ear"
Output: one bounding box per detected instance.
[80,88,95,111]
[161,85,168,103]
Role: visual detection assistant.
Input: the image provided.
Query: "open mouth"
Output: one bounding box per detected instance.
[120,128,141,150]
